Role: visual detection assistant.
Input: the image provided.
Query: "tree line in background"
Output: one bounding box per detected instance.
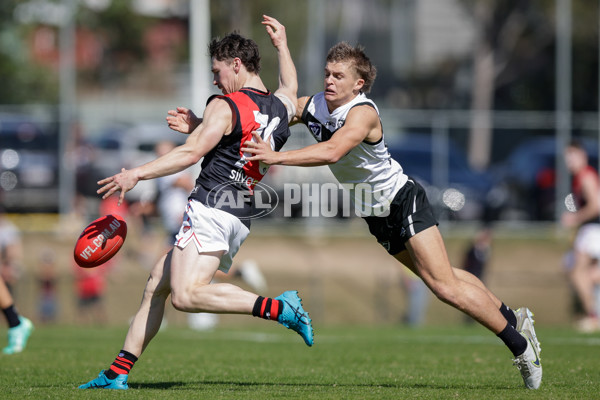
[0,0,597,112]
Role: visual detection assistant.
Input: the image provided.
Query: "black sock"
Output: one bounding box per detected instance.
[104,350,138,379]
[2,305,20,328]
[499,303,517,328]
[497,322,527,357]
[252,296,283,321]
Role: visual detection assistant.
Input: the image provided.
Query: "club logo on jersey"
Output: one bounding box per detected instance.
[308,122,322,141]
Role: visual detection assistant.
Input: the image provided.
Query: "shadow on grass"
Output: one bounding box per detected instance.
[131,380,517,391]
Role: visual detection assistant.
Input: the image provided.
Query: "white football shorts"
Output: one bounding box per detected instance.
[574,223,600,259]
[174,199,250,273]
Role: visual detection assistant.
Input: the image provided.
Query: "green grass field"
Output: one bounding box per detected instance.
[0,323,598,399]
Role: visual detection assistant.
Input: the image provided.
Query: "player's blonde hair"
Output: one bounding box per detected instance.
[326,42,377,93]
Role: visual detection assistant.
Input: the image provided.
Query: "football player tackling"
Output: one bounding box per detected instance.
[168,15,542,390]
[241,15,542,390]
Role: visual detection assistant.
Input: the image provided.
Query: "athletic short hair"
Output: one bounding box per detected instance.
[568,139,586,152]
[209,32,261,73]
[326,42,377,93]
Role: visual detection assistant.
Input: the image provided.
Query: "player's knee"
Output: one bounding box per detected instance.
[170,289,193,311]
[170,295,189,312]
[170,283,207,311]
[427,280,459,306]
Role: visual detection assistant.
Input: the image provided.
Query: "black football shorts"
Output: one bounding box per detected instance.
[363,178,438,255]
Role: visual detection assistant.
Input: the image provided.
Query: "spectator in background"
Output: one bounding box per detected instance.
[462,227,493,324]
[73,261,109,325]
[463,227,493,284]
[399,268,429,327]
[0,208,33,354]
[37,249,58,324]
[154,140,195,246]
[561,140,600,332]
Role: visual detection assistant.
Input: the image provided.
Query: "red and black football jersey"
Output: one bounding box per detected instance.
[572,165,600,225]
[189,87,290,227]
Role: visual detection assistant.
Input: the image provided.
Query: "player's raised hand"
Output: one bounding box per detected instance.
[97,168,139,206]
[166,107,201,134]
[262,15,287,49]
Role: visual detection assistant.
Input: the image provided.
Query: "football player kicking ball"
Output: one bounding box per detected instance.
[241,16,541,389]
[79,18,312,390]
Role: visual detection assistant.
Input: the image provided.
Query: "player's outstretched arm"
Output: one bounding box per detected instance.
[166,106,202,134]
[243,105,377,166]
[262,15,298,123]
[100,100,232,205]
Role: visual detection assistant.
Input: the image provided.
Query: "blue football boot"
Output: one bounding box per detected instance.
[78,370,128,390]
[3,316,33,354]
[275,291,314,346]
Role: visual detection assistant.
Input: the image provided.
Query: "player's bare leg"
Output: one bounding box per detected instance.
[169,244,313,346]
[395,226,506,333]
[0,277,13,309]
[79,251,173,390]
[451,267,502,309]
[394,226,541,389]
[569,250,599,331]
[169,245,257,313]
[570,250,596,315]
[122,251,174,356]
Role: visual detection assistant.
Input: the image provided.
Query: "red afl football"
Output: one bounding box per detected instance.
[74,214,127,268]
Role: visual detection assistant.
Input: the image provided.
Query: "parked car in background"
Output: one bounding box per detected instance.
[386,133,499,221]
[0,112,59,212]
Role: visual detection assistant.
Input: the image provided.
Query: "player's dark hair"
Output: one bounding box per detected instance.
[568,139,586,151]
[326,42,377,93]
[209,32,261,73]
